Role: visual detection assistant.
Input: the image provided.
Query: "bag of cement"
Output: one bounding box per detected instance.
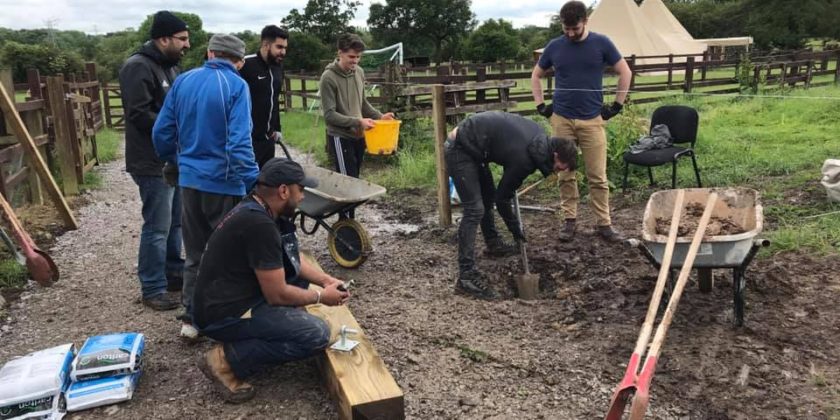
[0,343,75,420]
[71,333,144,382]
[822,159,840,202]
[65,372,141,412]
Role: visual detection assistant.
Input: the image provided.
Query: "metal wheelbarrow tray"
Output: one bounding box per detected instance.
[294,166,387,268]
[629,187,769,326]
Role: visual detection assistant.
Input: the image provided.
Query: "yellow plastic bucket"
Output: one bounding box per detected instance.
[364,120,402,155]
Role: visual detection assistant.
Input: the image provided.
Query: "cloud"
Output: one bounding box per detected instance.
[0,0,589,33]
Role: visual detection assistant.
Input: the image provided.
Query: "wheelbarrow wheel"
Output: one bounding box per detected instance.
[328,219,371,268]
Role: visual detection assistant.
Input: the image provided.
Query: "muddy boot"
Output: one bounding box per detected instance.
[597,225,625,243]
[484,237,518,257]
[198,344,256,404]
[142,293,180,311]
[456,269,498,299]
[558,219,576,243]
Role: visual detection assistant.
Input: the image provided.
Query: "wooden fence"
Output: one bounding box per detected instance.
[0,62,102,203]
[281,49,840,118]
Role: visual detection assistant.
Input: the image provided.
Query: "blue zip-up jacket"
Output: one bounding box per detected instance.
[153,59,259,196]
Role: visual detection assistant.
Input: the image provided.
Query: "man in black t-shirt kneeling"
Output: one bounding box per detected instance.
[193,158,350,403]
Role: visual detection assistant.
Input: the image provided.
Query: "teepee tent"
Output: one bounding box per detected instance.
[587,0,706,64]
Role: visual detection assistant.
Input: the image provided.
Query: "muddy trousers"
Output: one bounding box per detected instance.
[326,133,365,218]
[181,188,240,322]
[444,141,501,273]
[199,302,330,379]
[550,114,612,226]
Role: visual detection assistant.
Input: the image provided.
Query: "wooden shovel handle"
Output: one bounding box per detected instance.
[632,189,685,357]
[0,191,35,247]
[647,193,718,359]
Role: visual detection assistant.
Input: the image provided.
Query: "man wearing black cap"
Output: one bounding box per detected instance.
[445,112,578,299]
[153,33,259,340]
[119,10,190,312]
[193,158,350,403]
[240,25,288,168]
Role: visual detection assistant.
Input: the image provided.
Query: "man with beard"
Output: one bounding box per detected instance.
[119,10,189,311]
[530,0,632,243]
[193,158,350,403]
[153,33,259,340]
[240,25,288,168]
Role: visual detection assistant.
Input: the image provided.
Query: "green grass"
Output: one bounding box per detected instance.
[282,83,840,256]
[0,258,28,289]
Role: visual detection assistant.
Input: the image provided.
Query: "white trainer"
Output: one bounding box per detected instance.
[180,323,199,341]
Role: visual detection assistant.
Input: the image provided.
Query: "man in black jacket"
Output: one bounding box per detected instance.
[445,112,578,299]
[119,10,190,311]
[240,25,287,168]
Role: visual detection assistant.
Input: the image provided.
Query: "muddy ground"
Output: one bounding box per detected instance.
[1,150,838,419]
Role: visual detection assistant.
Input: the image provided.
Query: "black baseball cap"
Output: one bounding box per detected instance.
[257,158,318,189]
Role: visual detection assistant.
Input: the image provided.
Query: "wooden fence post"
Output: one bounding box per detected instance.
[46,76,80,195]
[779,63,787,88]
[301,78,308,109]
[701,50,708,80]
[0,70,12,199]
[628,55,637,91]
[432,84,450,227]
[684,57,695,93]
[284,77,292,111]
[835,50,840,84]
[476,66,486,103]
[805,59,814,89]
[667,54,673,89]
[26,68,42,100]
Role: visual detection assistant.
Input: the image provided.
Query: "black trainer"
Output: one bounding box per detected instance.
[484,237,518,257]
[558,219,576,242]
[456,269,498,299]
[142,293,180,311]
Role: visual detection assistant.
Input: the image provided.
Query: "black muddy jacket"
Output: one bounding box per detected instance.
[450,111,556,235]
[239,52,284,144]
[119,41,180,176]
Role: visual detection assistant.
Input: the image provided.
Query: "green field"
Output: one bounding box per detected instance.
[283,84,840,256]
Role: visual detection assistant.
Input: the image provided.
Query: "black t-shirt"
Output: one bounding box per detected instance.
[193,196,306,328]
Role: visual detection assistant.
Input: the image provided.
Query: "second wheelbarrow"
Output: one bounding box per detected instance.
[293,165,387,268]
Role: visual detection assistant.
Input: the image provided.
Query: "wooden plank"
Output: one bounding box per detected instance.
[0,82,77,228]
[301,252,404,420]
[401,80,516,96]
[66,81,98,89]
[401,101,518,118]
[47,77,81,194]
[15,100,45,113]
[432,85,451,227]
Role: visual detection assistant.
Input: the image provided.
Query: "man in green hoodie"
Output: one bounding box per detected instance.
[319,33,393,218]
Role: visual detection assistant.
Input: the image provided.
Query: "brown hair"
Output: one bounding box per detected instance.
[549,137,578,171]
[337,33,365,52]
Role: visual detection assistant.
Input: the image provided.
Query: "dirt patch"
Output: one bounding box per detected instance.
[0,155,839,419]
[655,201,746,237]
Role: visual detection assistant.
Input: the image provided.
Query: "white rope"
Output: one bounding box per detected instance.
[547,87,840,101]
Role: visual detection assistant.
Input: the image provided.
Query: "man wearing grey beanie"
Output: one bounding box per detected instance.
[153,33,258,341]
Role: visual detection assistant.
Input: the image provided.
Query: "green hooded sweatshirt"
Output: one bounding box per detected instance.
[319,59,383,139]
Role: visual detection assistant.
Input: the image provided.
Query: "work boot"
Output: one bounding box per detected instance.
[180,322,202,343]
[455,269,498,299]
[484,237,518,257]
[198,345,256,404]
[597,225,625,243]
[142,293,180,311]
[558,219,576,243]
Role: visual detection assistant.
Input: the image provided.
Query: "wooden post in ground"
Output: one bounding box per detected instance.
[103,84,114,128]
[835,50,840,84]
[628,55,637,91]
[301,78,308,109]
[432,84,450,227]
[45,76,80,196]
[284,77,292,111]
[684,57,695,93]
[0,81,77,229]
[475,66,486,102]
[805,59,814,89]
[667,54,674,89]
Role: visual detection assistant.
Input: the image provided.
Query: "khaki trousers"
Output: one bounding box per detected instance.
[550,114,611,226]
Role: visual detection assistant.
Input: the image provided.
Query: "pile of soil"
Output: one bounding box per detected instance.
[655,201,747,237]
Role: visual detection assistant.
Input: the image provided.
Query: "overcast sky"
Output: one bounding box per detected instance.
[0,0,595,34]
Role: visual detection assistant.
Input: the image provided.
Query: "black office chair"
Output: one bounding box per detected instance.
[622,105,702,192]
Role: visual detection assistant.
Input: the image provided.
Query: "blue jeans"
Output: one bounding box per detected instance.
[131,174,185,299]
[199,302,330,379]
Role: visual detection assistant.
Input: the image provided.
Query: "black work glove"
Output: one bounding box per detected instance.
[600,101,624,121]
[162,162,178,187]
[536,103,554,119]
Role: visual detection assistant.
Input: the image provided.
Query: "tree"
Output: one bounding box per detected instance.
[94,29,138,82]
[516,25,551,61]
[0,41,84,82]
[368,0,476,64]
[463,19,519,63]
[283,31,333,72]
[283,0,361,46]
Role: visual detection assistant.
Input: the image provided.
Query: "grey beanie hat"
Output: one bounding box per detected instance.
[208,33,246,59]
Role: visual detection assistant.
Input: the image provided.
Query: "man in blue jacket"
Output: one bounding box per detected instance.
[153,33,259,340]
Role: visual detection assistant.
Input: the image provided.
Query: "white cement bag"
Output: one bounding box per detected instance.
[65,372,141,412]
[70,333,144,382]
[0,343,74,420]
[822,159,840,202]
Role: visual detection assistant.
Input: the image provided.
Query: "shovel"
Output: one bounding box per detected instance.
[0,226,26,265]
[0,193,59,286]
[606,192,717,420]
[512,194,539,300]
